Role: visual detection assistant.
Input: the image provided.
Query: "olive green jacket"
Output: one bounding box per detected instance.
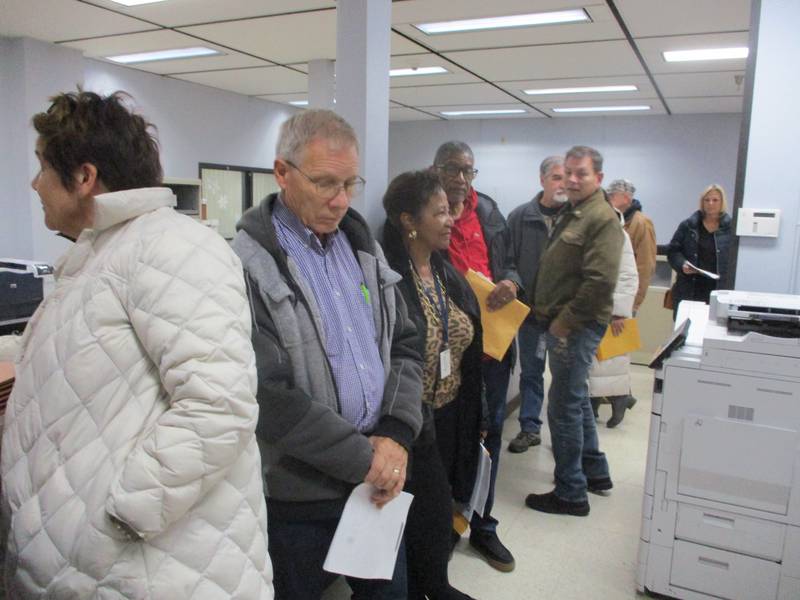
[534,187,624,333]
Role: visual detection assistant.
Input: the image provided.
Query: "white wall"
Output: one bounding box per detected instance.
[734,0,800,294]
[388,114,742,244]
[0,38,32,259]
[0,36,297,265]
[84,60,296,181]
[1,37,86,263]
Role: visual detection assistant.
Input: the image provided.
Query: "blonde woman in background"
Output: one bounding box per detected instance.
[667,184,733,318]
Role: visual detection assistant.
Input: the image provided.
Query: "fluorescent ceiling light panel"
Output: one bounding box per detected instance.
[416,9,589,35]
[552,105,651,113]
[390,66,448,77]
[108,0,168,6]
[107,47,221,64]
[663,47,749,62]
[524,84,638,95]
[441,109,527,116]
[289,100,309,106]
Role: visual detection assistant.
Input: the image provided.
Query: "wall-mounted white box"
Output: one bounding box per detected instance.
[736,207,781,237]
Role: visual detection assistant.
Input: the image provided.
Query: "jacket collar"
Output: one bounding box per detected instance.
[55,187,174,280]
[522,191,565,221]
[237,192,375,262]
[91,187,175,232]
[568,187,606,218]
[623,198,643,222]
[688,209,732,230]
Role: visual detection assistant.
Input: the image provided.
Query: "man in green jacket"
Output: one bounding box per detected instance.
[525,145,624,517]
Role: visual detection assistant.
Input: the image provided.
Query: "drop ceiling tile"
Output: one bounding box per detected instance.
[391,83,514,106]
[444,40,644,82]
[389,54,480,87]
[496,74,654,103]
[533,98,666,116]
[637,32,751,74]
[655,71,746,98]
[1,0,152,41]
[89,0,335,28]
[61,30,270,74]
[391,31,428,55]
[392,4,621,53]
[667,96,744,114]
[389,107,441,122]
[178,12,421,64]
[173,65,307,96]
[615,0,751,38]
[177,10,336,63]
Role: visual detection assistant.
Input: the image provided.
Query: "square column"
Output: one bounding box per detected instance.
[308,59,335,110]
[335,0,391,231]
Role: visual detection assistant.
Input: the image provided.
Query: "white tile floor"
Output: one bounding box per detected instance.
[323,364,655,600]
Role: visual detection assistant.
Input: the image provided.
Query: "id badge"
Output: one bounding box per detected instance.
[439,348,452,379]
[536,335,547,360]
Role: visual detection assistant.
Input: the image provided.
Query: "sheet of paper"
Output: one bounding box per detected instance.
[464,443,492,520]
[685,261,720,280]
[323,484,413,580]
[464,269,531,360]
[676,300,710,347]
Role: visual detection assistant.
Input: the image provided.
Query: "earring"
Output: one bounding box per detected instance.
[408,230,418,240]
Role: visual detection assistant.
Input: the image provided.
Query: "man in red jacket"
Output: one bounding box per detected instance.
[433,141,521,573]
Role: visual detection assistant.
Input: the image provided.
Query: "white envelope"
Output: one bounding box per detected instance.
[323,483,413,580]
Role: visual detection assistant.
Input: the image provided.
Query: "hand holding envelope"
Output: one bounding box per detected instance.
[465,269,530,360]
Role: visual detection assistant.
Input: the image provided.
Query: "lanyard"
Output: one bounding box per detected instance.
[413,262,449,346]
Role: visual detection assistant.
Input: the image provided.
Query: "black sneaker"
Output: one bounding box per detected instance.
[587,476,613,494]
[525,490,590,516]
[468,530,515,572]
[508,431,541,453]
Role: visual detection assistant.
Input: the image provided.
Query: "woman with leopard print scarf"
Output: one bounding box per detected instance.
[382,170,485,600]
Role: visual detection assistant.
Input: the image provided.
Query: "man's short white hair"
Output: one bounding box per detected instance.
[606,178,636,197]
[276,109,359,163]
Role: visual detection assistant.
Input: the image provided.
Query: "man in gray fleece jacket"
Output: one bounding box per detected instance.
[232,110,423,600]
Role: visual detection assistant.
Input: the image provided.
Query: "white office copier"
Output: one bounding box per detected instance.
[638,290,800,600]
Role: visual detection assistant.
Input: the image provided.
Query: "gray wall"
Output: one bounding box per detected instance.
[388,114,742,244]
[0,36,296,265]
[84,60,296,181]
[1,38,86,263]
[735,0,800,294]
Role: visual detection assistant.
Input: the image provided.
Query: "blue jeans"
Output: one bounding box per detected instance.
[546,322,610,502]
[517,319,546,434]
[268,511,408,600]
[471,353,511,533]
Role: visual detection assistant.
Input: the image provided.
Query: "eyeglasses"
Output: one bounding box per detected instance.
[436,164,479,180]
[285,160,366,199]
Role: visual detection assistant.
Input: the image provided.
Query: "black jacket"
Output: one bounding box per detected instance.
[505,191,558,306]
[473,191,522,288]
[382,220,484,503]
[667,210,733,305]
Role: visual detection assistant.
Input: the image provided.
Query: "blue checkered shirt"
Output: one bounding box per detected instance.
[272,197,385,431]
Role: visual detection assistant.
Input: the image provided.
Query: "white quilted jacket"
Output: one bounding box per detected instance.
[1,188,273,599]
[588,219,639,398]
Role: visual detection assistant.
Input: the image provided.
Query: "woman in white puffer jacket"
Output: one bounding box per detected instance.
[1,91,273,599]
[588,207,639,429]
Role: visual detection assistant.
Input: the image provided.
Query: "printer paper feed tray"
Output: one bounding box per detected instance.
[678,415,796,515]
